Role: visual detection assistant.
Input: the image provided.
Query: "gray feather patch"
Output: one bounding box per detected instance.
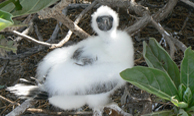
[72,47,98,66]
[75,82,117,95]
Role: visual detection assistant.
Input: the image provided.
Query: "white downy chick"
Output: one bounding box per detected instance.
[8,5,134,113]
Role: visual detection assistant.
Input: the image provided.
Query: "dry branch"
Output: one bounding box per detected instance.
[26,108,93,115]
[152,0,178,22]
[125,0,151,35]
[150,18,175,58]
[0,95,20,106]
[14,14,36,42]
[51,13,90,39]
[50,0,97,48]
[6,99,36,116]
[38,0,90,40]
[12,30,53,47]
[104,103,132,116]
[180,0,194,9]
[38,0,72,19]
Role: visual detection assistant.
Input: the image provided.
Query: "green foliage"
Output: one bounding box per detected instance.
[142,110,175,116]
[0,85,5,89]
[120,38,194,115]
[143,37,180,88]
[121,66,178,101]
[0,10,14,30]
[9,0,22,10]
[0,0,58,30]
[0,35,18,56]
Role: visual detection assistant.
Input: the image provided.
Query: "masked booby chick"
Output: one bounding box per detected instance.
[8,5,134,114]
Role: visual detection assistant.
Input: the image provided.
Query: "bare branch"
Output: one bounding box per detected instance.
[38,0,72,19]
[50,0,97,48]
[26,108,93,115]
[51,13,90,39]
[6,99,36,116]
[152,0,178,22]
[47,22,62,42]
[150,17,175,58]
[171,37,187,52]
[37,0,91,39]
[34,24,43,42]
[14,14,36,42]
[180,0,194,8]
[104,103,132,116]
[0,61,8,76]
[0,47,42,60]
[126,15,151,36]
[12,30,53,47]
[96,0,130,8]
[0,95,20,106]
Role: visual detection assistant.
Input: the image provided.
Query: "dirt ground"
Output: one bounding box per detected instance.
[0,0,194,115]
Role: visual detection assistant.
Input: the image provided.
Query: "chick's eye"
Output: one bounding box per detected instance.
[96,17,101,22]
[109,17,113,22]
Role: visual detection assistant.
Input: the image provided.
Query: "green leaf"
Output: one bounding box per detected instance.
[183,87,192,106]
[0,35,18,56]
[0,9,13,30]
[141,110,175,116]
[9,0,22,10]
[180,47,194,91]
[171,96,188,108]
[143,38,180,88]
[178,109,189,116]
[186,106,194,112]
[0,0,59,17]
[178,84,187,101]
[120,66,179,101]
[0,85,5,89]
[0,0,12,9]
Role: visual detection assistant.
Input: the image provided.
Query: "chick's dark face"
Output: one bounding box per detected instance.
[96,15,113,31]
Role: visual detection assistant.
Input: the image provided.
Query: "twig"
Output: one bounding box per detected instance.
[34,24,43,42]
[6,99,36,116]
[126,15,151,36]
[34,24,44,49]
[153,0,178,22]
[1,14,33,32]
[12,30,53,47]
[180,0,194,8]
[0,60,8,75]
[14,22,34,42]
[0,47,42,60]
[171,36,187,52]
[144,0,164,8]
[26,108,93,115]
[179,11,191,34]
[38,0,91,39]
[14,14,36,42]
[47,22,62,42]
[104,103,132,116]
[51,13,90,40]
[67,3,92,9]
[38,0,72,19]
[0,95,20,106]
[50,0,97,48]
[96,0,130,8]
[150,18,175,58]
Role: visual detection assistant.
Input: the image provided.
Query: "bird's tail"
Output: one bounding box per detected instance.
[6,78,48,99]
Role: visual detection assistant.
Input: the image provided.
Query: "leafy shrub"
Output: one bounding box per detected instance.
[120,38,194,115]
[0,0,58,30]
